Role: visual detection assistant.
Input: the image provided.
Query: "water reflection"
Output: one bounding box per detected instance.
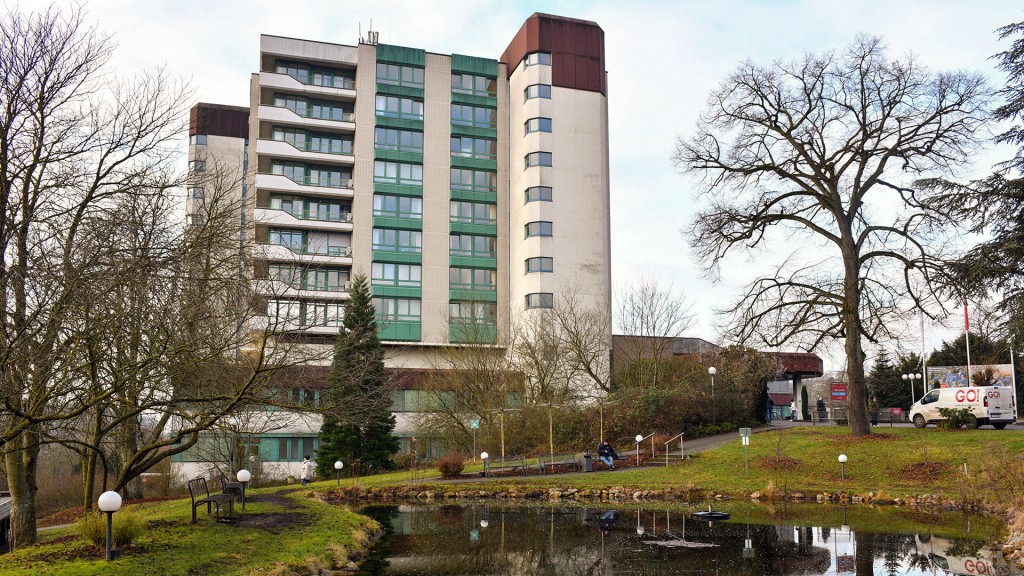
[355,503,1020,576]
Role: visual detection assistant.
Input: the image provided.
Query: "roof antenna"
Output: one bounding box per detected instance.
[359,19,378,45]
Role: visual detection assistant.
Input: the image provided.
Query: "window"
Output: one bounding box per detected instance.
[304,301,344,327]
[273,127,352,155]
[271,161,350,188]
[373,194,422,218]
[451,73,497,97]
[267,299,300,322]
[189,213,205,226]
[526,293,554,309]
[269,229,304,252]
[525,117,552,134]
[276,60,353,89]
[450,136,497,160]
[275,436,318,462]
[525,84,552,100]
[525,257,554,273]
[450,201,496,225]
[525,221,553,238]
[525,52,552,66]
[921,390,940,405]
[450,234,496,258]
[372,262,422,287]
[374,297,421,321]
[376,63,424,88]
[450,168,496,192]
[307,268,348,291]
[374,161,423,186]
[449,268,497,290]
[304,199,349,222]
[525,186,553,203]
[189,187,204,199]
[525,152,553,167]
[188,160,206,172]
[273,94,351,121]
[451,104,497,129]
[375,95,424,120]
[449,301,497,324]
[372,228,422,253]
[374,128,423,153]
[189,134,207,146]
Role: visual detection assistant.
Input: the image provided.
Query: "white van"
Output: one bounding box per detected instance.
[909,386,1015,429]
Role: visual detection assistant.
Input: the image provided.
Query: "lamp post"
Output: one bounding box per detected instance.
[334,461,344,486]
[838,454,848,481]
[481,452,489,477]
[708,367,717,426]
[635,434,643,462]
[97,491,122,561]
[902,373,922,404]
[237,469,251,511]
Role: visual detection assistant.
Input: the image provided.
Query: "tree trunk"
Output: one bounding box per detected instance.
[4,434,37,547]
[82,452,97,511]
[844,282,870,436]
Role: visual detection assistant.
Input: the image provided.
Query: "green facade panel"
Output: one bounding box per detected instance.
[375,116,424,131]
[451,54,498,77]
[372,250,423,264]
[373,216,422,231]
[451,92,498,108]
[450,156,497,171]
[380,321,422,342]
[450,124,498,139]
[450,189,498,204]
[374,182,423,197]
[449,289,498,302]
[449,324,497,344]
[372,284,422,299]
[449,222,497,236]
[376,44,426,67]
[374,149,423,164]
[375,83,424,99]
[449,255,497,269]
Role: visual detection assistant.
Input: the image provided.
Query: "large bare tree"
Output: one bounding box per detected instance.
[674,36,992,435]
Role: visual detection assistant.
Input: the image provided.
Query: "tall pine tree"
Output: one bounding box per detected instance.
[317,273,399,477]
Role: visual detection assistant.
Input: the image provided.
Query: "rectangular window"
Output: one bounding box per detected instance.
[304,301,344,327]
[525,84,552,100]
[372,262,422,287]
[271,161,350,188]
[189,187,204,199]
[525,117,552,134]
[449,267,497,291]
[450,136,497,160]
[373,194,422,218]
[372,228,422,253]
[373,297,421,321]
[525,221,553,238]
[449,301,497,324]
[525,186,553,203]
[449,201,496,225]
[451,73,497,97]
[526,293,554,309]
[375,95,424,120]
[189,213,205,226]
[525,152,553,168]
[188,160,206,173]
[189,134,207,146]
[376,63,424,88]
[450,168,496,192]
[525,257,554,273]
[273,94,351,121]
[451,104,497,129]
[374,128,423,153]
[525,52,552,66]
[267,299,300,322]
[449,234,496,258]
[268,228,305,252]
[374,161,423,186]
[273,127,352,155]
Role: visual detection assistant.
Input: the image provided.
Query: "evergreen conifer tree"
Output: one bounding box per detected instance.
[317,273,399,477]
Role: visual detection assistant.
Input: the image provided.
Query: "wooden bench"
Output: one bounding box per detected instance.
[484,456,528,476]
[187,477,235,524]
[537,452,582,473]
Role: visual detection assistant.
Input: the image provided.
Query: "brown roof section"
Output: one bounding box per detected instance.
[771,352,824,377]
[500,13,606,96]
[189,103,249,138]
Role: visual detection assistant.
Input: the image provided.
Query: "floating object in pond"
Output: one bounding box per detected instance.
[691,504,730,521]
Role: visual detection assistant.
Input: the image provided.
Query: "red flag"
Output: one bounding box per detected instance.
[964,302,969,332]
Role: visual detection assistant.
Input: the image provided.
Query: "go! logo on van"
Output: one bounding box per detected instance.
[954,389,980,403]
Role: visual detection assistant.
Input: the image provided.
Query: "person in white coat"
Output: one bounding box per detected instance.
[300,455,314,486]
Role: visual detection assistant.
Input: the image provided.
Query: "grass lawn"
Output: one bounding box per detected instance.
[0,489,378,576]
[309,426,1024,501]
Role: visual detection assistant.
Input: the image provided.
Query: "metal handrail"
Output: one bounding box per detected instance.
[635,433,655,463]
[663,432,685,465]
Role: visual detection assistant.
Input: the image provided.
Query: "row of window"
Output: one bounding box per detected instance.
[375,95,424,121]
[271,161,351,189]
[273,127,352,155]
[267,229,349,256]
[375,127,423,153]
[524,52,551,67]
[374,160,422,186]
[372,262,421,286]
[274,94,352,122]
[362,230,498,257]
[450,301,497,323]
[451,136,497,160]
[452,73,497,97]
[377,63,424,88]
[267,299,345,327]
[268,265,348,291]
[276,60,354,90]
[373,194,422,218]
[268,194,350,223]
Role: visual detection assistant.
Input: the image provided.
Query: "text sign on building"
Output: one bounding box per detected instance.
[830,383,848,401]
[469,419,480,430]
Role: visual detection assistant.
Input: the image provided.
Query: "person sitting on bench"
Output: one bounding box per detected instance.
[596,440,618,470]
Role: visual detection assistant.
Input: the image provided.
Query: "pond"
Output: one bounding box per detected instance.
[353,502,1021,575]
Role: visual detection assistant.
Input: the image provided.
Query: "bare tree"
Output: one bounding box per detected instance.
[549,287,613,397]
[614,278,694,389]
[674,36,992,435]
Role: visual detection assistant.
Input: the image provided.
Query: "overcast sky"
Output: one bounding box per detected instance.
[51,0,1023,369]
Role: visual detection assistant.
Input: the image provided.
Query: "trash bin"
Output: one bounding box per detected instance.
[582,453,593,472]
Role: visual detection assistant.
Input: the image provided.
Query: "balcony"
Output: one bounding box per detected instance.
[254,278,351,300]
[256,139,354,166]
[259,71,357,100]
[258,105,355,133]
[253,242,353,266]
[255,173,353,199]
[254,207,353,233]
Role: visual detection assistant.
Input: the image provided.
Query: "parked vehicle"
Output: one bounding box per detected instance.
[909,386,1015,429]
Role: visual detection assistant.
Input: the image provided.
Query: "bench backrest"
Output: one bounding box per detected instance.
[187,477,210,501]
[491,456,527,466]
[539,453,577,464]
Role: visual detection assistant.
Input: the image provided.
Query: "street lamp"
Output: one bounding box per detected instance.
[97,491,122,561]
[237,469,251,511]
[709,367,717,426]
[334,461,344,486]
[481,451,489,477]
[902,373,922,404]
[838,454,848,481]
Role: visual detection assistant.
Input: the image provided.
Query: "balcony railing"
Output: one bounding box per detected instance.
[449,283,496,291]
[270,278,351,292]
[280,70,356,90]
[274,138,354,156]
[266,172,353,189]
[450,249,497,259]
[262,206,352,223]
[260,242,352,257]
[274,105,355,123]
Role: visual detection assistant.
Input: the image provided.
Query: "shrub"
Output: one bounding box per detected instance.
[938,408,975,429]
[76,506,144,548]
[436,452,466,478]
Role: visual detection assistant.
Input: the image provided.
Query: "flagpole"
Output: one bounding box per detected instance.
[920,310,928,397]
[964,301,973,386]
